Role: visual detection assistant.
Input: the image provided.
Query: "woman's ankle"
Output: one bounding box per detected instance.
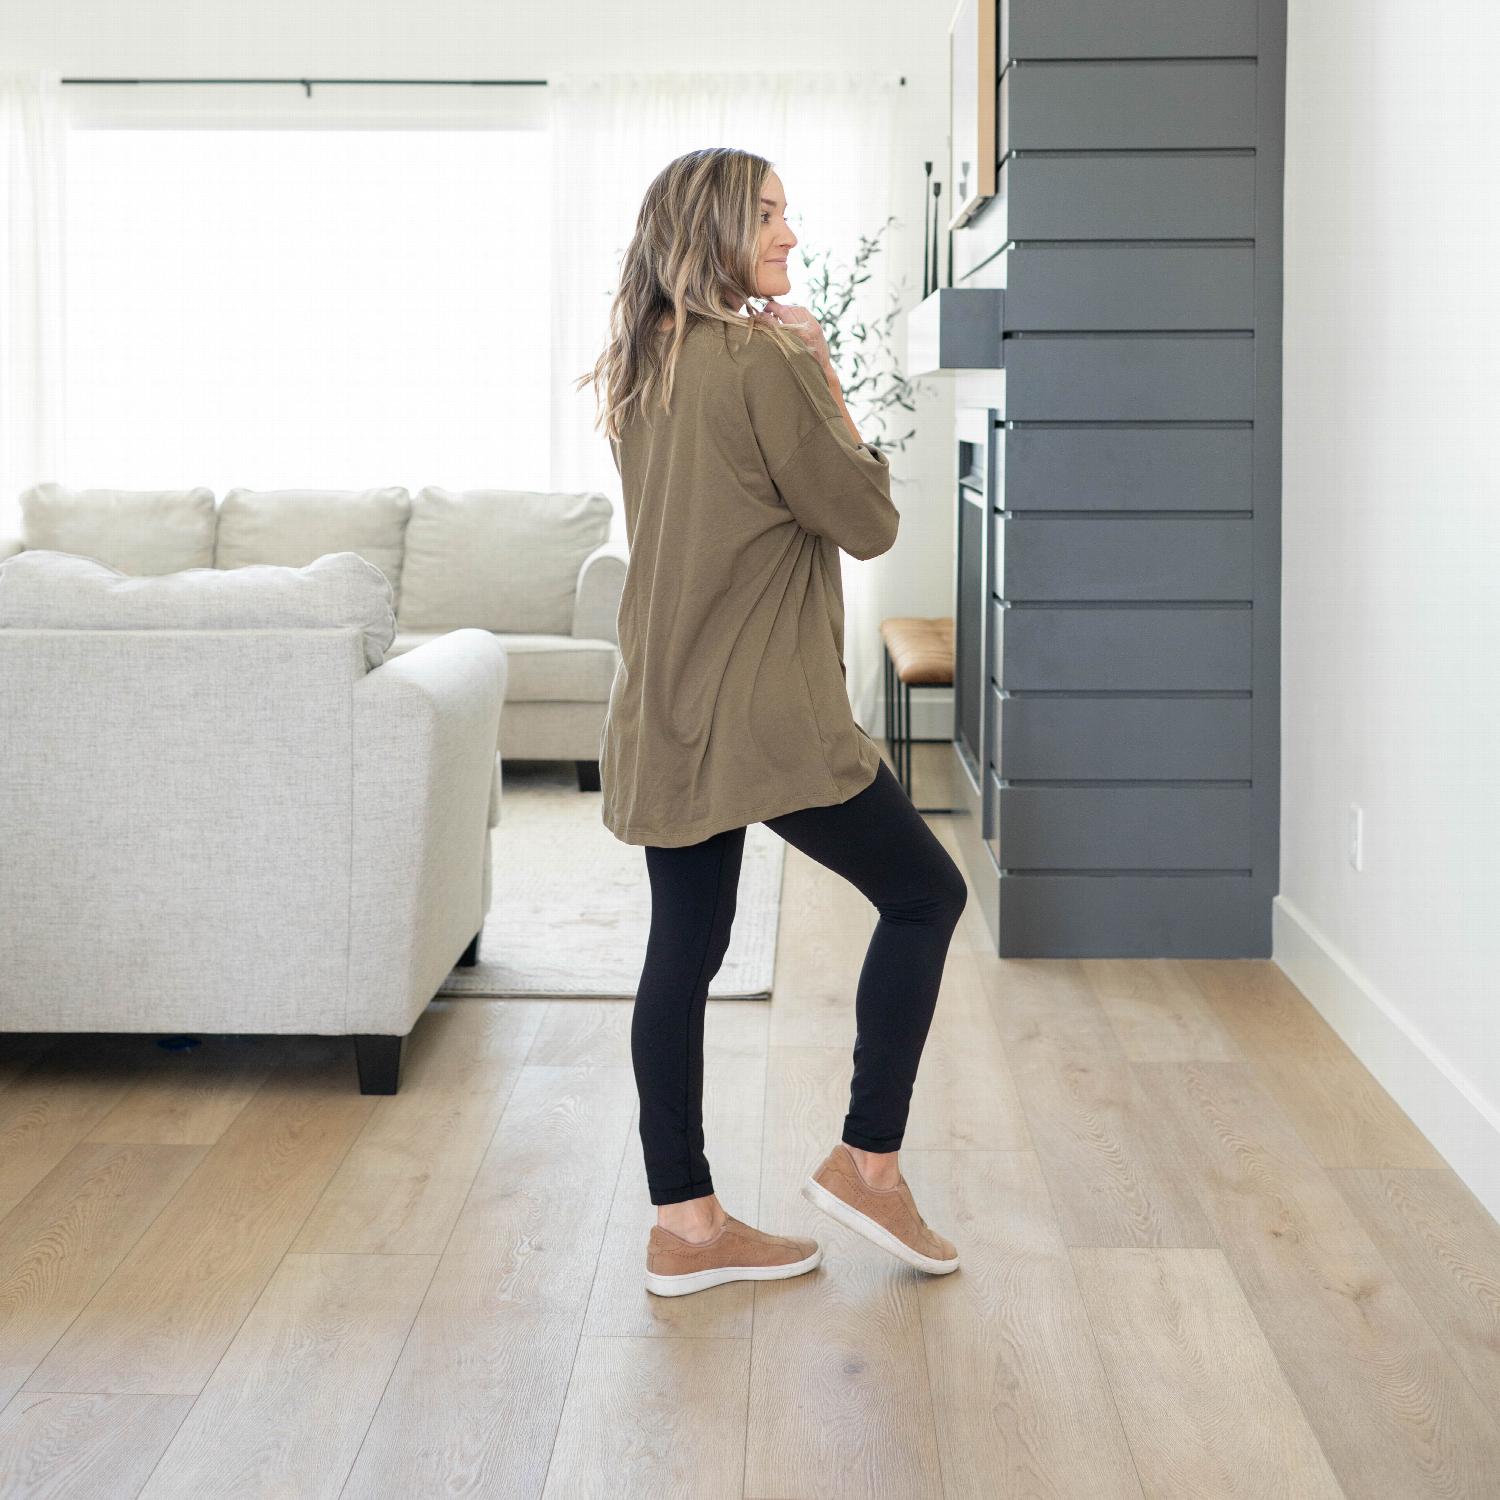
[656,1191,726,1239]
[844,1142,900,1186]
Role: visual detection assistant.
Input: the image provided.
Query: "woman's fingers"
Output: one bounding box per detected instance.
[755,298,831,366]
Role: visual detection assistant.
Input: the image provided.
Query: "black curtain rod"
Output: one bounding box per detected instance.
[60,75,907,90]
[61,78,550,88]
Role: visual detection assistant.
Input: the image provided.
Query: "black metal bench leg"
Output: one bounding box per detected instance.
[894,648,905,785]
[883,643,893,756]
[901,678,913,796]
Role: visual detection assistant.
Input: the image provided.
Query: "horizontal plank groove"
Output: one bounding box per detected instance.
[1002,58,1257,79]
[999,599,1253,610]
[1006,329,1254,340]
[1005,419,1254,429]
[1000,509,1255,519]
[1001,689,1252,699]
[1000,778,1253,788]
[1008,147,1257,159]
[1007,237,1256,248]
[1000,867,1254,877]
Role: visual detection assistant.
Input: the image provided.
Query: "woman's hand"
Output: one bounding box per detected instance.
[755,297,832,371]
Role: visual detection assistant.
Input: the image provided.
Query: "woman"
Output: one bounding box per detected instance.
[580,146,968,1298]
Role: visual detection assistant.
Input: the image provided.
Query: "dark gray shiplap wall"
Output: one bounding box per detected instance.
[954,0,1284,956]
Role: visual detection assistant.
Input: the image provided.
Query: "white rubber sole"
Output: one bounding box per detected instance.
[644,1241,822,1297]
[800,1176,960,1275]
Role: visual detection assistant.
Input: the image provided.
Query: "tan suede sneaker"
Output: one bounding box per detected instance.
[645,1213,822,1297]
[802,1142,959,1274]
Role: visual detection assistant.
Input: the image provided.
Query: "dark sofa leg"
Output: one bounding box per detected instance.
[575,758,601,792]
[458,930,481,967]
[354,1033,406,1095]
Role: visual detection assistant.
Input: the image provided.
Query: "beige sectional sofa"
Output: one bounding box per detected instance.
[0,480,627,789]
[0,548,506,1094]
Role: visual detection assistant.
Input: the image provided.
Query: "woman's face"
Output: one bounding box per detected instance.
[754,171,797,299]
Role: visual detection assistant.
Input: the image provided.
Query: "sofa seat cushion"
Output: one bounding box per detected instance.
[398,487,613,635]
[21,482,216,575]
[215,487,412,608]
[0,549,396,671]
[387,629,616,702]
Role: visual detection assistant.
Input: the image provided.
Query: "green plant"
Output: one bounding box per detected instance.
[786,214,928,454]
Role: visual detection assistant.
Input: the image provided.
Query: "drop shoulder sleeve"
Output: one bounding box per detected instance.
[741,338,901,562]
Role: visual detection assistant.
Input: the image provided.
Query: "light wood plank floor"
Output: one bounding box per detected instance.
[3,747,1500,1498]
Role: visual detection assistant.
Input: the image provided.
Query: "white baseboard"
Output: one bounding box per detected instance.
[1273,894,1500,1226]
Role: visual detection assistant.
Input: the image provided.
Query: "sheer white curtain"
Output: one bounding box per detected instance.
[548,70,898,731]
[0,69,69,539]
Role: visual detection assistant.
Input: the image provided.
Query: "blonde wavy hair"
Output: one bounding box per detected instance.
[577,146,807,444]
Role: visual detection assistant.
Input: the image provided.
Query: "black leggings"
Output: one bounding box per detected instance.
[631,758,970,1206]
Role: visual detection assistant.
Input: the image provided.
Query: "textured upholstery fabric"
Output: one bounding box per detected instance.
[21,482,217,574]
[0,549,396,671]
[488,751,503,828]
[398,486,612,634]
[499,697,607,760]
[0,628,363,1032]
[0,625,506,1039]
[3,485,625,769]
[215,486,412,609]
[386,629,613,702]
[571,540,628,645]
[348,630,508,1032]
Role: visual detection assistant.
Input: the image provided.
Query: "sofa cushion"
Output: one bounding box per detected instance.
[215,487,411,607]
[398,487,612,635]
[0,549,396,670]
[386,629,615,702]
[21,482,216,575]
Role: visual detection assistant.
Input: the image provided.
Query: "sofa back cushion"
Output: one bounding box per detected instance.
[215,487,412,607]
[398,487,612,634]
[21,482,216,574]
[0,548,396,670]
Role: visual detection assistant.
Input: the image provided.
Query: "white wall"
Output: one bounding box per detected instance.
[1278,1,1500,1219]
[0,0,961,736]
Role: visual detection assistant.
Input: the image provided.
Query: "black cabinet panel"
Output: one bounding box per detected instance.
[1004,245,1254,332]
[1001,515,1253,600]
[1002,0,1258,61]
[1004,427,1253,512]
[1004,336,1254,421]
[994,153,1257,242]
[998,697,1251,780]
[1002,61,1257,153]
[998,874,1263,956]
[999,785,1252,868]
[1003,607,1251,690]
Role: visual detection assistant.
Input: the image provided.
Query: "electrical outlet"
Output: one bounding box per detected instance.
[1347,804,1364,871]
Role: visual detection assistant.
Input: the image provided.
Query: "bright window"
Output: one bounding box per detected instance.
[63,126,551,494]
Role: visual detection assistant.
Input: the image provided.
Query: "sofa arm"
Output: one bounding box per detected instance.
[0,535,24,562]
[347,627,508,1034]
[571,539,627,643]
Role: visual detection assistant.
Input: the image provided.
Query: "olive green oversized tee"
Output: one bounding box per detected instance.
[599,315,900,847]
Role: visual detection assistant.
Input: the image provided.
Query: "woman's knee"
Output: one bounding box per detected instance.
[936,853,969,922]
[877,853,968,925]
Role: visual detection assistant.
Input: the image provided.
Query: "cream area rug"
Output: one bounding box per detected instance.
[436,760,785,999]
